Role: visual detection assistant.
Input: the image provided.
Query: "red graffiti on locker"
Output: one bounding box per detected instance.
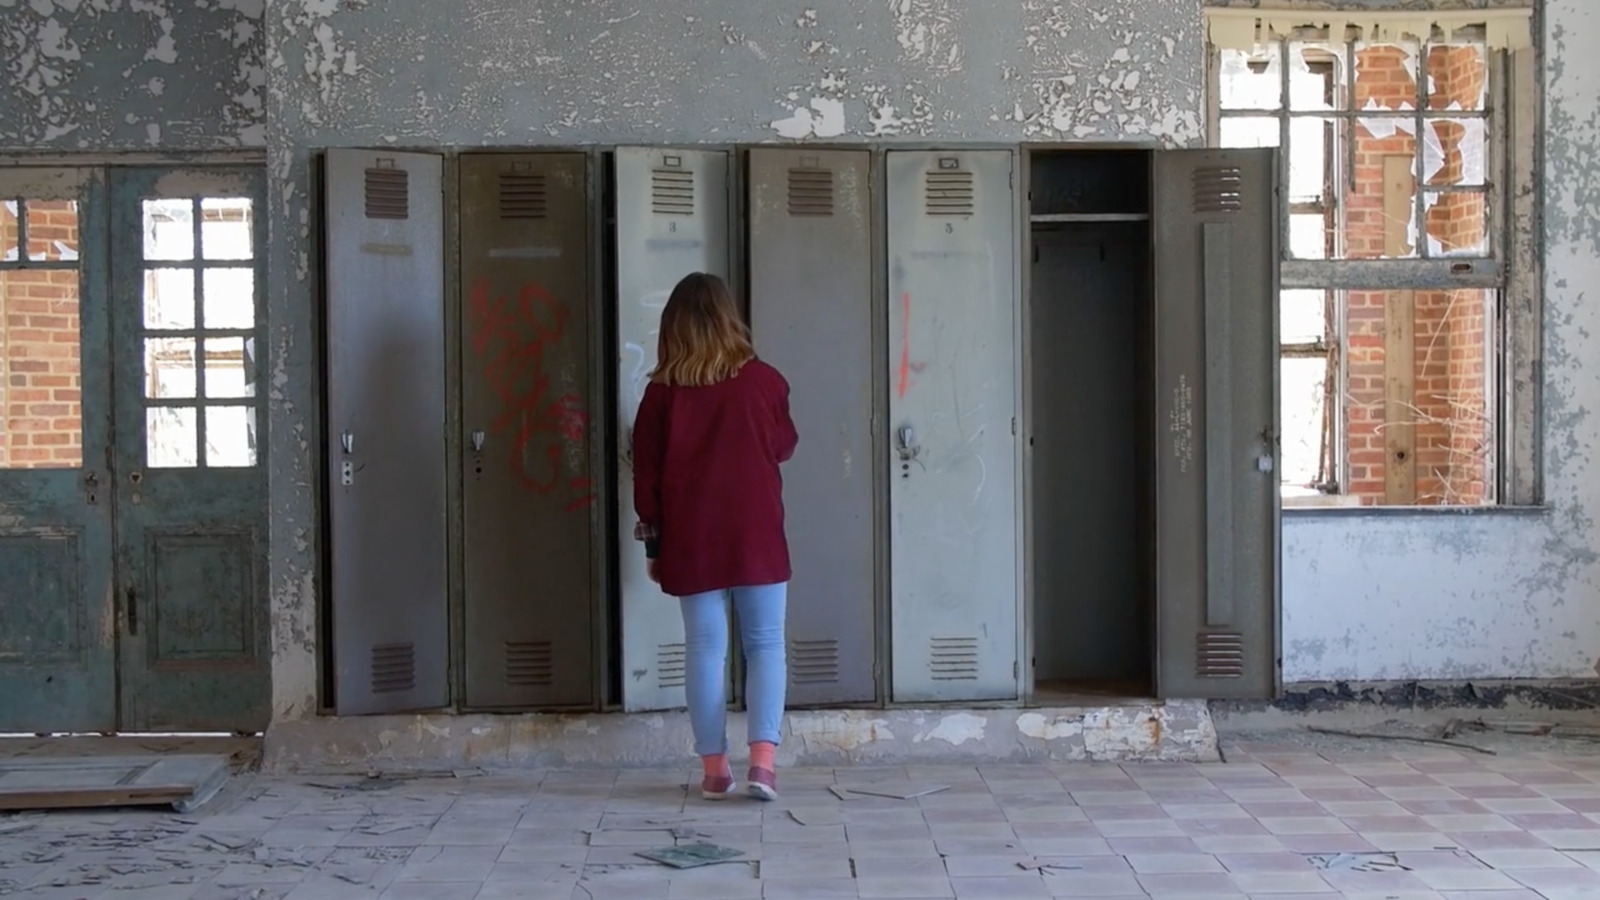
[468,279,594,511]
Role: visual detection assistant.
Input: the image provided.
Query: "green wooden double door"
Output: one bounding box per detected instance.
[0,166,270,734]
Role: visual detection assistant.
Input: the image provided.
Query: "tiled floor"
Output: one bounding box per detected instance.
[8,737,1600,898]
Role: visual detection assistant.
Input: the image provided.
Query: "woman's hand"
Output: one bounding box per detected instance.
[647,559,660,584]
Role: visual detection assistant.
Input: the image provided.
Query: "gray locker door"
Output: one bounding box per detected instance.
[614,147,730,712]
[325,149,449,715]
[1152,148,1281,700]
[459,153,595,709]
[747,148,876,706]
[885,150,1020,703]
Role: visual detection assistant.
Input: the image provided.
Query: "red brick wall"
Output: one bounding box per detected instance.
[0,201,83,469]
[1342,44,1490,505]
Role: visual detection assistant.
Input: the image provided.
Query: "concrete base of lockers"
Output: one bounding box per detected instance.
[261,701,1218,772]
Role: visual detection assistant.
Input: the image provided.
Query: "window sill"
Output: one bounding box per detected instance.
[1282,502,1548,518]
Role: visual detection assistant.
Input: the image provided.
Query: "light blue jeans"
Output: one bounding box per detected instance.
[678,582,788,758]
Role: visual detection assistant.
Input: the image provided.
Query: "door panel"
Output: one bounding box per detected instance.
[885,151,1020,703]
[747,148,877,705]
[0,169,116,733]
[109,167,271,731]
[1153,148,1281,700]
[614,147,730,712]
[325,150,449,715]
[459,153,597,709]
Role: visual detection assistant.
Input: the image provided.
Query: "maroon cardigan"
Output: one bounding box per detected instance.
[632,359,799,597]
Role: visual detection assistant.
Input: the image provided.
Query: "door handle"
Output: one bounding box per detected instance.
[341,431,354,455]
[126,586,138,636]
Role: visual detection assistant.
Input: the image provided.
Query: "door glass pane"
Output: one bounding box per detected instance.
[200,198,253,260]
[1280,356,1329,493]
[1,201,14,261]
[146,406,197,468]
[204,405,256,467]
[144,337,196,399]
[144,267,196,329]
[1281,289,1327,345]
[142,199,194,261]
[25,200,80,261]
[1426,190,1489,257]
[1427,42,1488,111]
[1218,46,1283,111]
[1424,118,1488,187]
[203,337,252,398]
[202,267,254,328]
[0,269,83,469]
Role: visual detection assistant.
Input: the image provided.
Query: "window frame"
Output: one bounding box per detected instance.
[1203,12,1541,508]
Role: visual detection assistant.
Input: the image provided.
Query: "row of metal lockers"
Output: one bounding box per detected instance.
[321,145,1281,717]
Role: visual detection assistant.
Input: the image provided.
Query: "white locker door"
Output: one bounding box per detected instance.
[886,150,1021,703]
[614,148,730,712]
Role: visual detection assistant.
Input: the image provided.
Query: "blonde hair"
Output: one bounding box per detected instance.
[651,272,756,387]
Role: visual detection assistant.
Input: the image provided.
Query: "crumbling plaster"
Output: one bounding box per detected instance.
[0,0,266,150]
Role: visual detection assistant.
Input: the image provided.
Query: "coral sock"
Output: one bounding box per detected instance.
[701,753,730,779]
[749,741,776,771]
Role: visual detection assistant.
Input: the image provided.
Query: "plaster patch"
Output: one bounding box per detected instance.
[770,96,846,139]
[1016,712,1085,741]
[914,713,986,746]
[788,713,895,754]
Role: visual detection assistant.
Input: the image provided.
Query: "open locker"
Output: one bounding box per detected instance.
[886,150,1022,704]
[1022,146,1281,704]
[613,147,733,712]
[747,148,878,706]
[458,153,598,710]
[324,149,450,715]
[1026,149,1156,701]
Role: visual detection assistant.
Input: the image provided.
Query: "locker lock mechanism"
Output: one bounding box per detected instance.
[896,423,924,478]
[340,430,355,487]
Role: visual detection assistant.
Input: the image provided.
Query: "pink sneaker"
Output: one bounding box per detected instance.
[746,767,778,801]
[700,772,737,801]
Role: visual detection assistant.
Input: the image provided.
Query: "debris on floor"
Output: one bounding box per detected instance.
[827,781,950,801]
[786,807,844,826]
[1306,851,1409,872]
[0,754,230,812]
[635,842,745,868]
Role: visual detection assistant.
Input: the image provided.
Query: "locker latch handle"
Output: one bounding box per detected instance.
[471,430,485,453]
[341,431,354,455]
[897,424,920,460]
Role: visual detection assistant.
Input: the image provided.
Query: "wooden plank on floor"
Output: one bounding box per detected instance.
[1382,154,1417,505]
[0,754,230,812]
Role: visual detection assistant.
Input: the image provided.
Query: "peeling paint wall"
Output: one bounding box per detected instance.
[0,0,267,150]
[259,0,1208,722]
[5,0,1595,717]
[1282,0,1600,682]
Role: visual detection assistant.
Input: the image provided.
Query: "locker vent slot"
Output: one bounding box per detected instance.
[657,642,687,689]
[1195,632,1245,678]
[790,639,840,685]
[787,168,835,217]
[924,170,975,217]
[498,172,549,220]
[929,636,980,681]
[363,167,410,220]
[1192,167,1244,214]
[370,642,416,694]
[504,640,554,686]
[651,167,695,216]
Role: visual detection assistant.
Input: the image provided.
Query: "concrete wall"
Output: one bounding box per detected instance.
[3,0,1596,719]
[258,0,1210,722]
[0,0,266,151]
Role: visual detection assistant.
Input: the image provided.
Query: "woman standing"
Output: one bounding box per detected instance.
[631,272,798,802]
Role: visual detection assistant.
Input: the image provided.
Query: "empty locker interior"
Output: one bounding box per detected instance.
[1027,149,1155,701]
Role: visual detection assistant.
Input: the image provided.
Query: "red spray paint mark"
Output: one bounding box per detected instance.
[468,279,595,511]
[897,291,913,398]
